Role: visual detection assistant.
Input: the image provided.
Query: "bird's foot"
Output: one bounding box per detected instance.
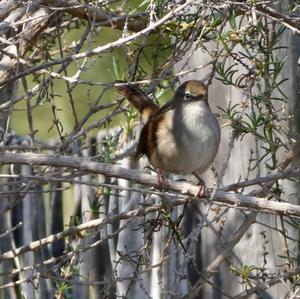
[195,183,207,197]
[193,173,207,198]
[157,169,166,187]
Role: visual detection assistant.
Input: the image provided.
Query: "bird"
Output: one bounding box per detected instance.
[116,80,220,197]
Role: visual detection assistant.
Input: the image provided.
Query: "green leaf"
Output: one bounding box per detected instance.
[228,10,237,30]
[112,56,123,80]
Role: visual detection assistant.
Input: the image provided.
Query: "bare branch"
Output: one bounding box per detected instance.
[182,212,257,299]
[0,0,194,88]
[40,0,148,32]
[0,152,300,217]
[235,268,300,299]
[0,200,169,262]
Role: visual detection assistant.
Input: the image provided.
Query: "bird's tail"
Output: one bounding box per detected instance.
[115,81,158,123]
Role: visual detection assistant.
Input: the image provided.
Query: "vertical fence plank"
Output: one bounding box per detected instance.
[175,4,300,297]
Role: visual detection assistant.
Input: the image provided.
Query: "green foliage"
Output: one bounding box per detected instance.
[55,281,73,299]
[112,56,125,81]
[230,264,269,286]
[214,9,289,171]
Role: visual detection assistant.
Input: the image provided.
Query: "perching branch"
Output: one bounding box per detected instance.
[1,152,300,217]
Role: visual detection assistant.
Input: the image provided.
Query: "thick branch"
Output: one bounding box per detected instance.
[41,0,147,32]
[232,1,300,34]
[255,4,300,34]
[1,152,300,217]
[0,7,51,85]
[0,0,20,20]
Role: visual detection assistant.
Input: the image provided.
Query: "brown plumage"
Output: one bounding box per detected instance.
[116,83,158,124]
[116,80,220,181]
[116,82,161,160]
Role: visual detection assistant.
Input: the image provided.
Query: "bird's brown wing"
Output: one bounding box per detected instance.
[136,102,175,159]
[116,82,176,160]
[116,82,159,123]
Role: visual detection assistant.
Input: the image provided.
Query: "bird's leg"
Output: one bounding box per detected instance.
[157,169,166,187]
[193,172,207,198]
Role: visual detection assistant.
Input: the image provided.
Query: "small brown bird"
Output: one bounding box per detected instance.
[116,80,220,196]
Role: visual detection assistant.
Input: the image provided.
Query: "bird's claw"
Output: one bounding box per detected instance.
[195,184,207,197]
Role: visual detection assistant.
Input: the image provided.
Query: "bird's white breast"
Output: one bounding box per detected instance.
[154,101,220,175]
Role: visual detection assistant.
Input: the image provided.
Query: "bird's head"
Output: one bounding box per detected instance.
[174,80,208,103]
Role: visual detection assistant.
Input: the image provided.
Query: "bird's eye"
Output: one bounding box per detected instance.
[184,92,192,100]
